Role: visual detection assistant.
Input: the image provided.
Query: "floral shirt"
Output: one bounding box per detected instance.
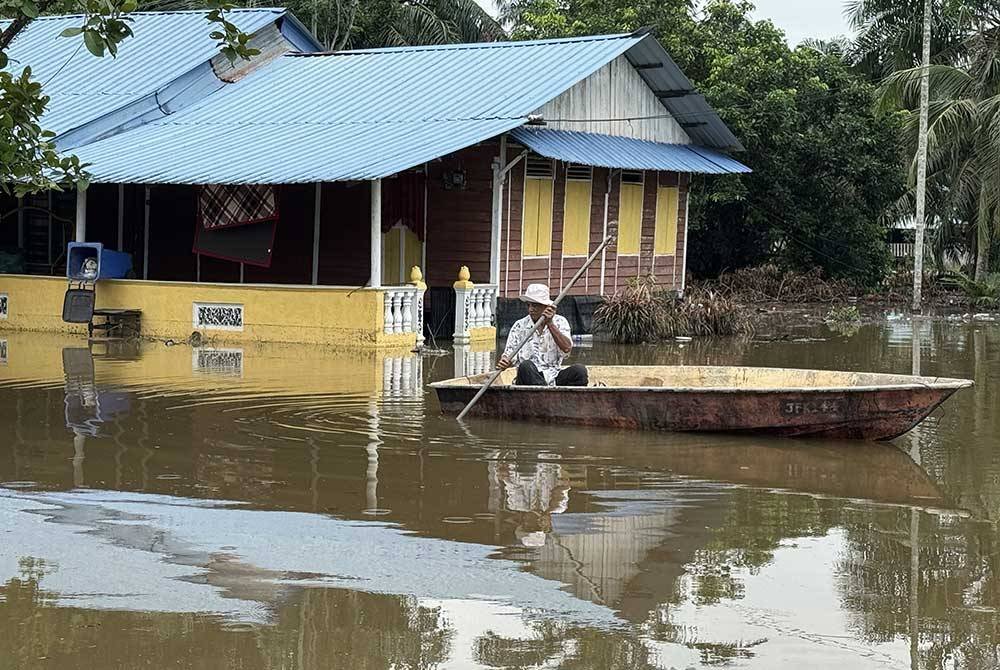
[503,314,572,385]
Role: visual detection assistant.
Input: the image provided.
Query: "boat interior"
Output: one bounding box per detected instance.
[437,366,973,390]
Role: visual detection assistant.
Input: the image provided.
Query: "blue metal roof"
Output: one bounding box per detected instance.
[510,127,751,174]
[1,9,316,139]
[73,33,651,184]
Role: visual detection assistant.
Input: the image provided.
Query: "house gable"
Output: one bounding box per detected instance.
[533,54,691,145]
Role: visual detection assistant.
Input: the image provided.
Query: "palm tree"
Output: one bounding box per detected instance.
[876,6,1000,280]
[139,0,506,49]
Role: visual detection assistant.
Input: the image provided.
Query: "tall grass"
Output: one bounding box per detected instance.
[594,276,755,343]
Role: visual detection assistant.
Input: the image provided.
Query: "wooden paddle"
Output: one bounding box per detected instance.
[456,230,617,421]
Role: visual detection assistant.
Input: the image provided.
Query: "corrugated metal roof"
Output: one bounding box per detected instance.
[73,33,649,184]
[624,36,744,152]
[1,9,294,136]
[510,127,751,174]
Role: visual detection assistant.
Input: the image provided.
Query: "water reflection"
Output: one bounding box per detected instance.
[0,319,997,669]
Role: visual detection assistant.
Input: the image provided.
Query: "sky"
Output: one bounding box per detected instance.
[749,0,853,46]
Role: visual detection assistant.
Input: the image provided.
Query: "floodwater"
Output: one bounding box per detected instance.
[0,314,997,670]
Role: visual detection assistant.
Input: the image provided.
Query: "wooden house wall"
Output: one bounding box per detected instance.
[424,141,496,287]
[498,155,689,298]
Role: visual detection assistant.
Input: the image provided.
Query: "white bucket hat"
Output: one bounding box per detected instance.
[520,283,554,307]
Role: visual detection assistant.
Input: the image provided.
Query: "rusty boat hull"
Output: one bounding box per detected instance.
[431,366,973,441]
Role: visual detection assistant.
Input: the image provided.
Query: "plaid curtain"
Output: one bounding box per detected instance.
[199,184,279,230]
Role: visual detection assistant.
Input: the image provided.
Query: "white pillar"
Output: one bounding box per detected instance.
[370,179,382,288]
[312,182,322,285]
[600,175,611,295]
[489,135,507,285]
[75,188,87,242]
[680,179,690,295]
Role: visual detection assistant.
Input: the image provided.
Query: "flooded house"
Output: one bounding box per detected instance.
[0,9,749,347]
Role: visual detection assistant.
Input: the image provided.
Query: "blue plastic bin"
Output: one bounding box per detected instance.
[67,242,133,281]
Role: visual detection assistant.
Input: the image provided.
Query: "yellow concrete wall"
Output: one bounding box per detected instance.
[0,275,415,347]
[0,332,416,395]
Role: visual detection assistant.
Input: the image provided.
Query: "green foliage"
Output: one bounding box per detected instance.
[874,5,1000,281]
[593,275,754,343]
[826,305,862,323]
[141,0,505,50]
[505,0,906,289]
[1,0,258,195]
[942,272,1000,308]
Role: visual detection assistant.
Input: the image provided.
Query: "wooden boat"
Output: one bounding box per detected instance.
[431,366,974,440]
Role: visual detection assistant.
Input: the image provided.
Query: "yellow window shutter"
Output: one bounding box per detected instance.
[563,173,592,256]
[618,181,644,255]
[654,186,679,255]
[523,177,554,257]
[523,178,541,257]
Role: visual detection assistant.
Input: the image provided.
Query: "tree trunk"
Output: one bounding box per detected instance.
[975,228,989,281]
[911,0,933,311]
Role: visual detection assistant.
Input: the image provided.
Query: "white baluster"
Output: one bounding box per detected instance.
[482,288,494,326]
[384,293,394,334]
[412,292,425,345]
[468,288,480,329]
[383,356,392,393]
[392,356,403,397]
[400,355,411,395]
[392,292,403,334]
[401,291,413,333]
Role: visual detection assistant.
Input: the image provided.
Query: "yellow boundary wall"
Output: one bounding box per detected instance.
[0,275,415,348]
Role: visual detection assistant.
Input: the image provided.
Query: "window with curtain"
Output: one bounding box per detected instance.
[617,171,644,255]
[522,156,554,257]
[654,186,679,255]
[562,164,593,256]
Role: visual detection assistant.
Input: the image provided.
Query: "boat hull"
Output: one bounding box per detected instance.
[432,367,970,441]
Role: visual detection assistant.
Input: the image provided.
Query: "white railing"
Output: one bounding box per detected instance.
[454,278,498,344]
[891,242,915,259]
[382,354,423,398]
[382,285,420,336]
[453,344,494,378]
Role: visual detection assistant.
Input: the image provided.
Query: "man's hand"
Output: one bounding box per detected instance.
[497,354,513,371]
[541,305,556,322]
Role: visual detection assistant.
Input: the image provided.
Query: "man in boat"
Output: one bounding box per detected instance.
[496,283,589,386]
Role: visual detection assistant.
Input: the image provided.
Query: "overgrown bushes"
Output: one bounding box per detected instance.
[594,276,755,343]
[705,265,858,303]
[943,273,1000,309]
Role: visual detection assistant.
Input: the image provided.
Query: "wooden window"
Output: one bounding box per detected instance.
[522,156,554,257]
[617,171,644,255]
[563,164,593,256]
[654,186,680,255]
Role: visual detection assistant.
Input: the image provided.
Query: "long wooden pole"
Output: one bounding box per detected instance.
[456,232,616,421]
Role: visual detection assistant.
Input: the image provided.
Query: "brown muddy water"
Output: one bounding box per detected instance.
[0,314,997,670]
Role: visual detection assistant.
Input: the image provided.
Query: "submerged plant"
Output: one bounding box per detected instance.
[595,276,755,343]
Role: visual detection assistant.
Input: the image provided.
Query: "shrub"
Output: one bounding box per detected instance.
[594,276,755,343]
[942,273,1000,309]
[707,265,859,303]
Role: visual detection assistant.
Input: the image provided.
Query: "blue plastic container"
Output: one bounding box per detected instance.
[67,242,133,281]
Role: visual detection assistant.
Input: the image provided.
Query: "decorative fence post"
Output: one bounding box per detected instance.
[453,266,474,345]
[410,266,427,347]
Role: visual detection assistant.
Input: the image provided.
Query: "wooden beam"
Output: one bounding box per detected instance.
[655,89,694,99]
